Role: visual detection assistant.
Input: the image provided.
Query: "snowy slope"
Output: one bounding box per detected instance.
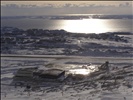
[1,56,133,100]
[1,27,133,100]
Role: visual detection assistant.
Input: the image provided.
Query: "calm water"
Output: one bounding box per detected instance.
[1,18,133,33]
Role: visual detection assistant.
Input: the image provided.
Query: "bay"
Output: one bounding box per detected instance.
[1,18,133,33]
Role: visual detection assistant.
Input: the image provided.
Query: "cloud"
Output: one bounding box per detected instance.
[2,4,19,8]
[1,2,132,8]
[1,2,132,16]
[119,2,132,7]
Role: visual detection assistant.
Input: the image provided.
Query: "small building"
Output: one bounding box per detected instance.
[13,67,38,83]
[37,69,66,81]
[13,67,66,84]
[14,67,38,77]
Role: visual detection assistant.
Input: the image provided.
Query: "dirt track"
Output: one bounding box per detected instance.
[1,54,132,65]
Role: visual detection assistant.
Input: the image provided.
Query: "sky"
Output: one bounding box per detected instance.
[1,1,133,16]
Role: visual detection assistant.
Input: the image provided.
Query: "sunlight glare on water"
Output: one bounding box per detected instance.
[61,19,110,33]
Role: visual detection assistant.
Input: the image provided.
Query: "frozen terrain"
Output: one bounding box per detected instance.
[1,27,133,57]
[1,56,133,100]
[1,27,133,100]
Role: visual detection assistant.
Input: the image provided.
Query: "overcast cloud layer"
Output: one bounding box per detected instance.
[1,1,133,16]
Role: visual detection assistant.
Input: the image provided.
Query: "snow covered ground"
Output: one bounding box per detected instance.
[1,28,133,100]
[1,55,133,100]
[1,27,133,57]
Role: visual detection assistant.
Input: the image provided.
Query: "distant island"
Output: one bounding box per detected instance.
[1,15,133,20]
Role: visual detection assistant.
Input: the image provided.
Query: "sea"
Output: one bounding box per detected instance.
[1,14,133,34]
